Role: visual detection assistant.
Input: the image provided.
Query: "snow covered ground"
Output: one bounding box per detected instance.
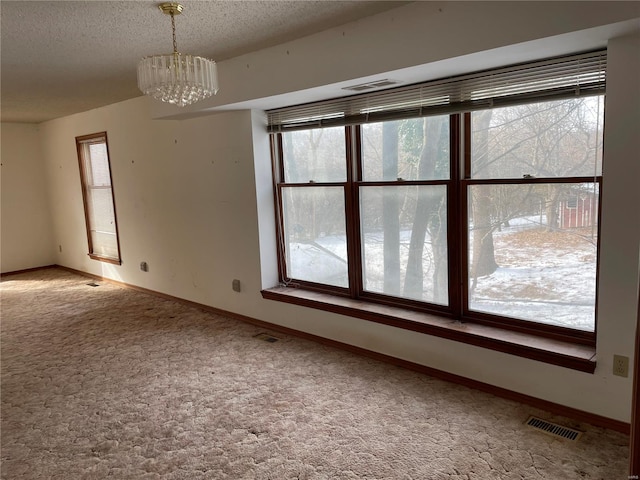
[470,220,596,331]
[286,216,597,331]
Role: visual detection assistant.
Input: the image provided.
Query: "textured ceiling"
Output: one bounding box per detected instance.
[1,1,406,123]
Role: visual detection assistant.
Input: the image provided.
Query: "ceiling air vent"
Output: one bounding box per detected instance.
[342,79,399,92]
[525,416,583,441]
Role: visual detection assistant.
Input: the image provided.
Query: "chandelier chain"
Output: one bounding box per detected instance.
[170,11,178,54]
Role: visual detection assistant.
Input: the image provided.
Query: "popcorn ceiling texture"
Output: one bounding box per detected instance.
[0,268,629,479]
[1,1,405,123]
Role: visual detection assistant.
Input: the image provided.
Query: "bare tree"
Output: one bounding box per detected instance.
[403,116,448,302]
[470,109,499,287]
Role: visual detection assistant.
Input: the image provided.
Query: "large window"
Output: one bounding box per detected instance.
[76,132,121,264]
[268,51,605,345]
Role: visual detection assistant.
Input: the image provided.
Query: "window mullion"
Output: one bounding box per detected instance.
[345,125,362,297]
[271,135,289,285]
[460,114,472,320]
[449,113,463,318]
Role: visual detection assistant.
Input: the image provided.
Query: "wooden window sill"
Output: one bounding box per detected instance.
[261,286,596,373]
[88,254,121,265]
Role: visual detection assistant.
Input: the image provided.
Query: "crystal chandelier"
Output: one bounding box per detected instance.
[137,2,218,107]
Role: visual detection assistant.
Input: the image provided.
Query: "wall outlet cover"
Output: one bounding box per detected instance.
[613,354,629,377]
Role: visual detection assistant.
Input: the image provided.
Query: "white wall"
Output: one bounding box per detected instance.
[39,97,267,311]
[152,1,640,118]
[1,123,55,272]
[25,3,640,423]
[596,32,640,411]
[246,28,640,418]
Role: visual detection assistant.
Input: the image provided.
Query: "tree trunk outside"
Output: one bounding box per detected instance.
[470,110,499,285]
[546,184,562,232]
[403,117,447,302]
[470,188,499,278]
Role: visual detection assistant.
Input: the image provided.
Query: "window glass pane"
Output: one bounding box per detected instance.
[362,116,450,181]
[360,185,448,304]
[467,183,598,331]
[282,127,346,183]
[471,96,604,179]
[282,186,348,287]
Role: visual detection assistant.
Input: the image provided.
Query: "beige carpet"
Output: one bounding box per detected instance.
[1,268,629,479]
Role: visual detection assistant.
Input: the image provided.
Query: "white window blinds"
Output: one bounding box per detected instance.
[267,50,606,132]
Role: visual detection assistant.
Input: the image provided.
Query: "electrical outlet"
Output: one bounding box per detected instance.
[613,355,629,377]
[232,279,241,292]
[140,261,148,272]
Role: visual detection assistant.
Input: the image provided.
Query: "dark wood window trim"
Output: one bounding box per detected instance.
[76,132,122,265]
[269,56,606,361]
[267,106,602,371]
[261,286,596,373]
[271,109,602,347]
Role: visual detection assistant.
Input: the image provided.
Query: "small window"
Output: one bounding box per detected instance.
[76,132,121,264]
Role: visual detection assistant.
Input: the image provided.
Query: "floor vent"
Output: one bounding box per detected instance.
[525,416,583,441]
[254,333,279,343]
[86,282,100,287]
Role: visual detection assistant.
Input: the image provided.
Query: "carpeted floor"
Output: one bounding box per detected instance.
[0,268,630,479]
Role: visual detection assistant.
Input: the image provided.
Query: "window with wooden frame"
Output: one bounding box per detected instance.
[266,51,605,351]
[463,97,603,340]
[76,132,121,264]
